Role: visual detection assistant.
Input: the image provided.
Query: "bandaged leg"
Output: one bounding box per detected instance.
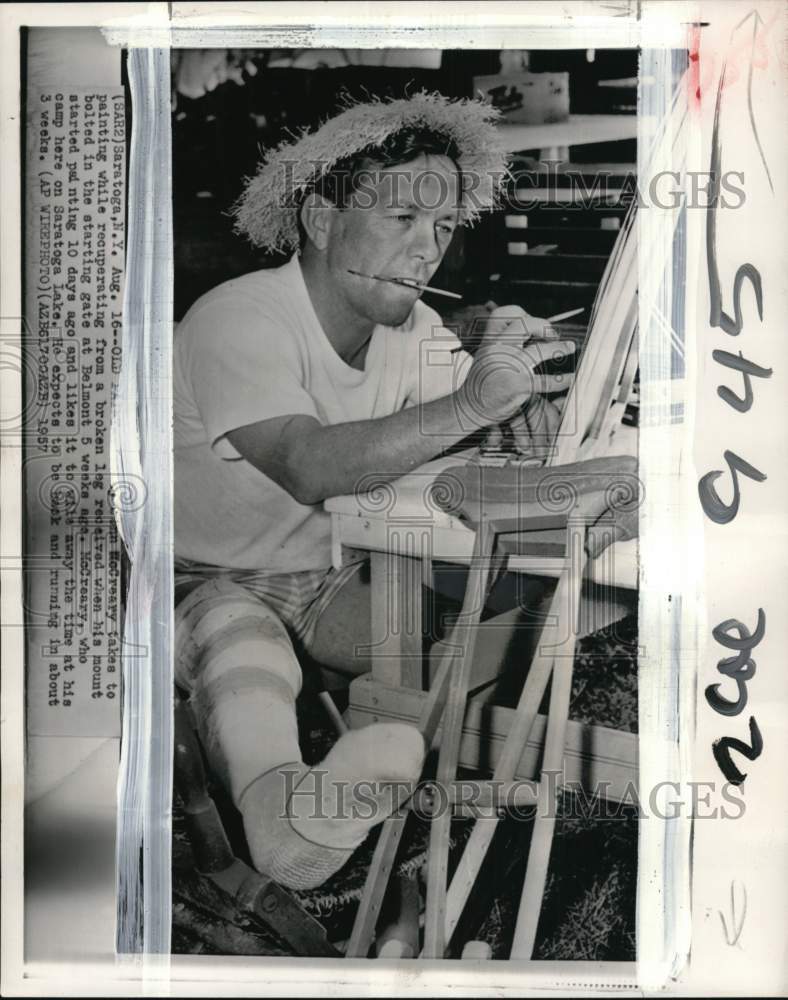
[175,578,424,889]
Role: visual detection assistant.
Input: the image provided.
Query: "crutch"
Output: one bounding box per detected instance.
[510,524,587,958]
[420,511,568,958]
[345,518,499,958]
[421,518,497,958]
[442,522,587,955]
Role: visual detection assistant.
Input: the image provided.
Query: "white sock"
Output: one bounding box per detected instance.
[239,723,424,890]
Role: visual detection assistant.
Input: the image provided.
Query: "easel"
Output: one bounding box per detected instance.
[345,467,632,958]
[345,202,641,959]
[422,515,592,959]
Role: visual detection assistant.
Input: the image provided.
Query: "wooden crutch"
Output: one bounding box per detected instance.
[421,518,497,958]
[345,518,499,958]
[510,523,587,958]
[441,522,587,954]
[442,545,572,943]
[420,508,565,958]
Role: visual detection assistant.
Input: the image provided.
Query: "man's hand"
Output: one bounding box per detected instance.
[509,394,564,455]
[456,305,575,429]
[226,305,574,506]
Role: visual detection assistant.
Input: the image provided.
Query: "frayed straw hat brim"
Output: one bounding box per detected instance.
[231,91,509,253]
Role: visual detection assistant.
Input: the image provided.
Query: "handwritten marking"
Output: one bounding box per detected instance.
[735,10,775,191]
[719,879,747,947]
[712,715,763,785]
[699,16,773,784]
[705,610,764,716]
[698,451,766,525]
[690,7,777,110]
[712,349,772,413]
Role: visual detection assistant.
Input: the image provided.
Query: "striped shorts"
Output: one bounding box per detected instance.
[174,556,367,652]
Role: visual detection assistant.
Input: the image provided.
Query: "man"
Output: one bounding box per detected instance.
[173,93,572,889]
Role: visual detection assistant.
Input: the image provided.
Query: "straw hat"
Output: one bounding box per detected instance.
[231,91,509,253]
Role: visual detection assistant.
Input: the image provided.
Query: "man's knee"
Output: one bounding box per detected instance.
[174,578,302,697]
[303,563,373,676]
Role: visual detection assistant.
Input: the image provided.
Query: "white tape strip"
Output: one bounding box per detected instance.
[112,46,174,979]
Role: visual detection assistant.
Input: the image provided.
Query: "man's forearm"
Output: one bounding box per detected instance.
[288,391,481,504]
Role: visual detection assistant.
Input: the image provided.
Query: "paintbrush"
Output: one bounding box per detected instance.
[450,307,586,353]
[347,268,463,300]
[544,307,585,324]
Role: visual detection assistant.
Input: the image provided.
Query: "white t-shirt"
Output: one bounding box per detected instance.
[174,255,469,571]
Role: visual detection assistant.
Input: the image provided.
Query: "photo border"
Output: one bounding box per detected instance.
[3,2,784,996]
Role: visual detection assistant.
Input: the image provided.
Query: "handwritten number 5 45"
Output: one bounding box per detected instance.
[700,62,771,786]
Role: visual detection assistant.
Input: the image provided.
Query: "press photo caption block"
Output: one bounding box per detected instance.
[22,87,127,738]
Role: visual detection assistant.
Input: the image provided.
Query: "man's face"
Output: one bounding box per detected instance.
[323,153,461,328]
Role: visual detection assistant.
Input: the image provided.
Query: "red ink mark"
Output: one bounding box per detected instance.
[690,8,777,108]
[688,24,703,112]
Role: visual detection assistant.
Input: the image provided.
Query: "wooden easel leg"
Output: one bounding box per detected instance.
[345,548,487,958]
[345,812,409,957]
[509,528,587,960]
[376,871,421,958]
[422,520,497,959]
[442,571,571,944]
